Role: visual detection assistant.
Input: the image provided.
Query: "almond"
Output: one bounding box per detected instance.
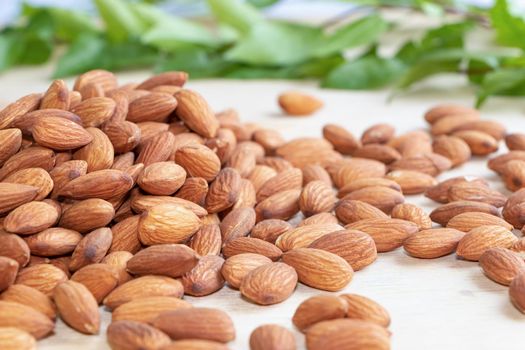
[153,307,235,342]
[509,271,525,313]
[305,319,390,350]
[104,276,184,310]
[250,324,296,350]
[0,183,38,214]
[502,159,525,191]
[391,203,432,230]
[205,168,242,213]
[107,320,171,350]
[334,199,388,225]
[176,177,209,206]
[3,168,53,201]
[452,130,498,155]
[250,219,292,243]
[232,179,257,210]
[456,225,518,261]
[182,255,225,296]
[346,218,418,252]
[302,164,332,186]
[48,159,87,199]
[425,176,488,204]
[247,165,278,193]
[131,192,207,217]
[112,297,192,324]
[127,244,199,278]
[275,223,343,252]
[352,144,401,164]
[0,301,54,339]
[253,129,285,155]
[505,133,525,151]
[0,327,36,350]
[53,280,100,334]
[0,284,56,320]
[292,295,348,331]
[430,113,479,135]
[256,168,303,202]
[299,180,336,217]
[447,212,513,232]
[0,93,42,129]
[189,224,222,256]
[309,229,377,271]
[452,120,506,140]
[101,251,134,285]
[448,182,506,207]
[424,104,479,124]
[71,97,116,127]
[282,248,353,291]
[138,161,186,195]
[240,262,297,305]
[136,130,175,166]
[276,138,336,168]
[361,123,395,144]
[175,89,219,138]
[340,293,391,327]
[220,207,256,243]
[15,263,68,296]
[403,228,465,259]
[59,198,114,233]
[479,248,525,285]
[332,158,386,188]
[223,237,282,261]
[502,189,525,228]
[221,253,272,289]
[342,186,404,213]
[103,121,141,153]
[68,227,112,271]
[258,156,293,172]
[127,92,177,123]
[0,128,22,166]
[488,151,525,174]
[0,146,55,180]
[4,201,58,235]
[432,135,471,167]
[0,232,30,266]
[161,340,229,350]
[389,153,451,176]
[0,257,18,292]
[71,263,119,303]
[138,203,201,245]
[24,228,82,257]
[72,127,114,172]
[74,69,118,92]
[386,170,437,195]
[278,91,322,116]
[226,146,256,178]
[58,169,133,200]
[322,123,360,154]
[109,216,141,253]
[430,200,499,226]
[137,71,187,90]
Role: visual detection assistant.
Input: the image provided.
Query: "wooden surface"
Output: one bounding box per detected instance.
[2,64,525,349]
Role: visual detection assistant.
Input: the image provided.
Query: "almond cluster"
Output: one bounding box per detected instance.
[0,70,524,350]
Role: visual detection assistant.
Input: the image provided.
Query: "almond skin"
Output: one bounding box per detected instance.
[391,203,432,230]
[0,233,30,267]
[205,168,242,214]
[335,199,388,225]
[131,193,207,217]
[361,123,395,144]
[175,89,219,138]
[101,251,134,285]
[59,198,115,233]
[109,215,142,254]
[502,159,525,191]
[302,164,332,186]
[342,186,404,214]
[57,169,133,200]
[175,144,221,182]
[430,200,500,226]
[278,91,323,116]
[138,161,186,195]
[479,248,525,285]
[403,228,466,259]
[0,93,42,129]
[219,207,256,243]
[256,168,303,202]
[69,227,113,271]
[447,212,513,232]
[0,284,56,320]
[181,255,225,297]
[104,276,184,310]
[385,170,437,195]
[112,296,192,324]
[223,237,283,261]
[161,340,230,350]
[254,189,301,222]
[71,263,119,304]
[448,182,506,207]
[0,301,54,339]
[0,257,18,292]
[240,262,298,305]
[3,167,53,201]
[505,133,525,151]
[292,295,348,331]
[282,248,353,292]
[275,223,343,252]
[127,92,177,123]
[309,229,377,271]
[0,183,38,215]
[4,201,59,235]
[250,219,292,243]
[73,127,114,172]
[452,130,498,155]
[15,263,68,296]
[0,327,36,350]
[176,177,209,206]
[305,319,390,350]
[107,320,172,350]
[456,225,518,261]
[127,244,199,278]
[299,180,336,217]
[340,293,391,327]
[24,228,82,257]
[322,123,360,154]
[389,153,451,176]
[424,104,479,124]
[53,280,100,334]
[509,271,525,313]
[221,253,272,289]
[338,177,401,198]
[189,224,222,256]
[153,307,235,343]
[276,138,336,168]
[32,116,92,151]
[250,324,296,350]
[332,159,386,188]
[346,218,418,253]
[138,203,201,245]
[0,146,56,181]
[137,71,188,90]
[0,128,22,166]
[71,96,116,127]
[432,135,471,167]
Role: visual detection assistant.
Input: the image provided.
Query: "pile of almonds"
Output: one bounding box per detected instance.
[1,69,525,350]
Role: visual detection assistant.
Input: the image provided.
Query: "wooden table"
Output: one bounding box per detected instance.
[2,63,525,349]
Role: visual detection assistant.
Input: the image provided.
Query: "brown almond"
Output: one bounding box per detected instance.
[0,128,22,166]
[176,177,209,206]
[112,296,192,324]
[0,146,56,181]
[176,144,221,182]
[109,215,141,254]
[69,227,113,271]
[391,203,432,230]
[488,151,525,174]
[232,179,257,210]
[385,170,437,195]
[153,307,235,342]
[251,219,292,243]
[0,301,54,339]
[256,168,303,202]
[219,207,256,243]
[189,224,222,256]
[509,271,525,313]
[389,153,451,176]
[346,218,418,252]
[136,130,175,166]
[175,89,219,138]
[424,104,479,124]
[452,130,498,155]
[4,201,58,235]
[305,318,390,350]
[298,180,336,217]
[342,186,404,214]
[138,203,201,245]
[71,97,116,127]
[479,248,525,285]
[53,280,100,334]
[249,324,295,350]
[0,257,18,292]
[252,129,285,155]
[425,176,488,204]
[430,200,500,226]
[74,69,118,92]
[223,237,282,261]
[457,225,518,261]
[101,251,134,285]
[127,92,177,123]
[0,93,42,129]
[226,146,256,178]
[40,79,69,110]
[505,133,525,151]
[361,123,395,144]
[221,253,272,289]
[292,295,348,332]
[309,229,377,271]
[278,91,322,116]
[333,158,386,188]
[0,183,38,214]
[275,223,343,252]
[58,169,132,200]
[72,127,114,171]
[502,189,525,228]
[182,255,225,296]
[103,121,141,154]
[340,293,391,327]
[403,228,465,259]
[430,113,478,135]
[48,159,87,199]
[71,263,119,303]
[322,123,360,154]
[452,119,506,140]
[502,159,525,191]
[240,262,297,305]
[447,212,513,232]
[15,263,67,296]
[0,284,56,320]
[0,233,30,267]
[104,276,184,310]
[282,248,353,291]
[107,320,172,350]
[24,228,82,257]
[352,144,401,164]
[276,138,336,168]
[137,71,187,90]
[138,161,186,195]
[335,199,388,225]
[127,244,199,278]
[131,192,207,217]
[205,168,242,213]
[301,164,332,186]
[432,135,471,167]
[258,156,293,172]
[247,165,278,193]
[59,198,114,233]
[448,182,506,207]
[3,168,53,201]
[0,327,36,350]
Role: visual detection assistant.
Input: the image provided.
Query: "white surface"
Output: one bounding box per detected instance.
[2,65,525,349]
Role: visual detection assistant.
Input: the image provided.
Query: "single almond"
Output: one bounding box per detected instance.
[0,327,36,350]
[432,135,471,167]
[182,255,225,297]
[71,263,119,304]
[219,207,256,243]
[452,130,498,155]
[127,244,199,278]
[488,151,525,174]
[71,97,116,127]
[189,224,222,256]
[58,169,133,200]
[385,170,437,195]
[0,301,54,339]
[424,104,479,124]
[430,200,500,226]
[276,138,336,168]
[112,296,192,324]
[479,248,525,285]
[0,93,42,129]
[59,198,114,233]
[256,168,303,202]
[391,203,432,230]
[4,201,58,235]
[298,180,336,217]
[221,253,272,289]
[175,89,219,138]
[425,176,488,204]
[74,69,118,92]
[389,153,451,176]
[136,131,175,166]
[250,324,296,350]
[447,212,513,232]
[205,168,242,214]
[361,123,395,144]
[332,158,386,188]
[0,233,30,267]
[340,293,391,327]
[176,177,209,206]
[138,161,186,195]
[0,284,56,320]
[335,199,388,225]
[73,127,114,172]
[3,168,53,201]
[457,225,518,261]
[0,183,38,215]
[403,228,465,259]
[69,227,112,271]
[302,164,332,186]
[240,262,297,305]
[0,128,22,166]
[345,218,418,252]
[127,92,177,123]
[292,295,348,332]
[275,223,343,252]
[278,91,322,116]
[505,133,525,151]
[342,186,404,214]
[448,182,506,207]
[24,228,82,257]
[53,280,100,334]
[103,121,141,154]
[0,257,18,292]
[250,219,292,243]
[109,215,141,254]
[107,320,172,350]
[502,159,525,191]
[0,146,56,181]
[223,237,282,261]
[509,271,525,313]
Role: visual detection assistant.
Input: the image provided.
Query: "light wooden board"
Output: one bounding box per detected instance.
[2,64,525,349]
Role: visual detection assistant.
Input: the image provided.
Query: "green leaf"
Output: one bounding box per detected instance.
[207,0,263,33]
[225,22,323,66]
[48,8,99,42]
[476,68,525,107]
[0,34,24,71]
[490,0,525,50]
[247,0,279,8]
[396,60,460,89]
[156,49,236,78]
[322,56,406,89]
[54,34,106,77]
[94,0,145,42]
[313,15,388,57]
[142,19,223,50]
